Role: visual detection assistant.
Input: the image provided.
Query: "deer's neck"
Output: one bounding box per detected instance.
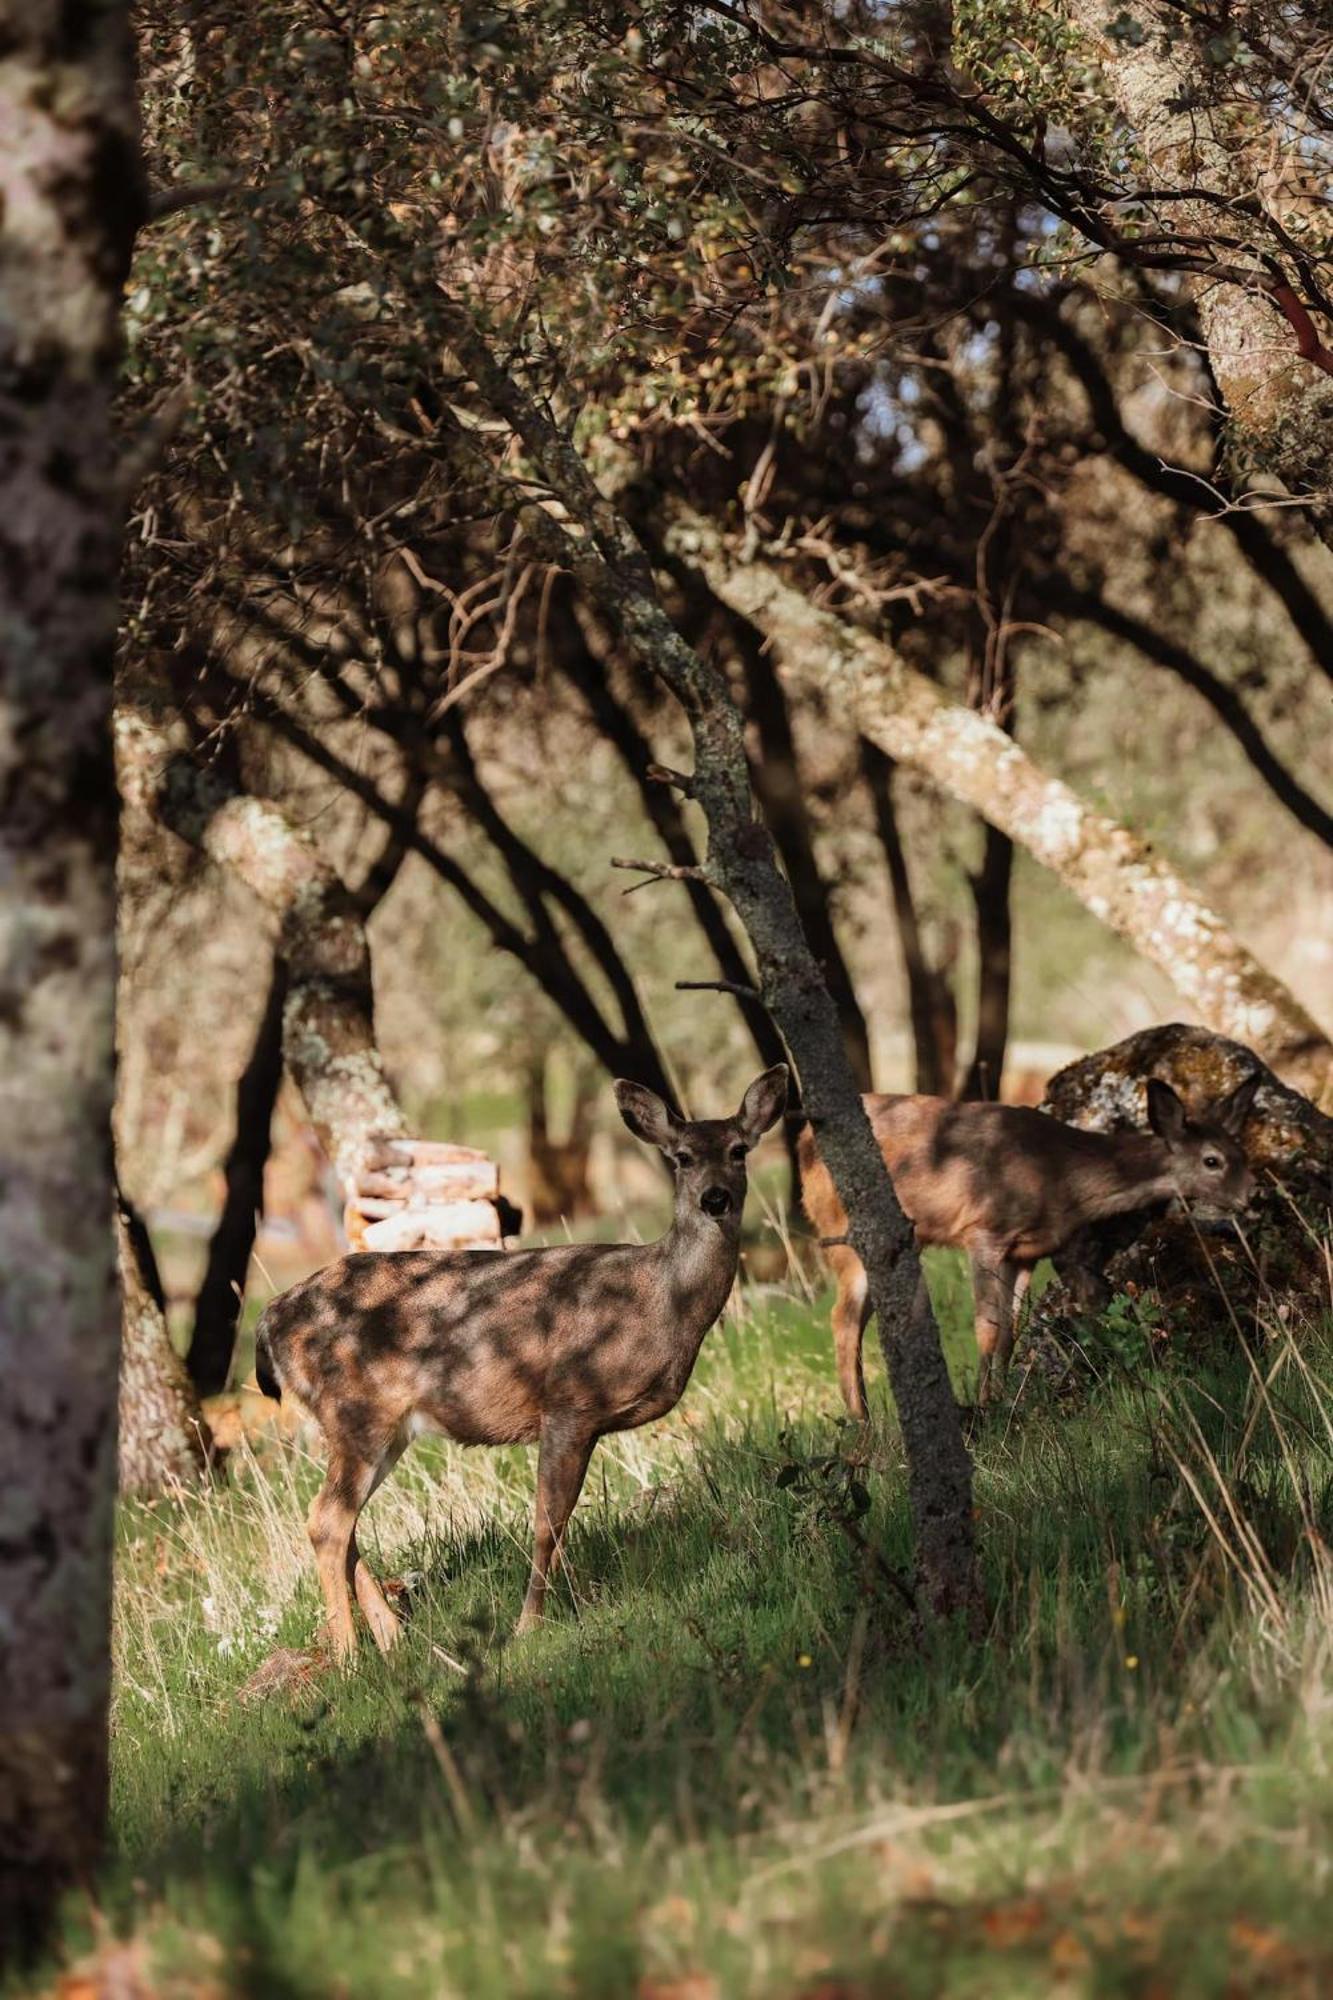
[1066,1132,1178,1226]
[656,1207,742,1335]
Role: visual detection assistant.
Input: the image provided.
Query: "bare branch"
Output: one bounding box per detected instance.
[611,855,708,894]
[676,979,762,1001]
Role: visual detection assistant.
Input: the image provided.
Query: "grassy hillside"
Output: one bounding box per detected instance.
[30,1254,1333,1998]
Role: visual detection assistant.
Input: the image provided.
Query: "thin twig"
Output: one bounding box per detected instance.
[610,855,706,895]
[676,978,762,1000]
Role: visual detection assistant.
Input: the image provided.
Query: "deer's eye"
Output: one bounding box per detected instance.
[674,1152,694,1171]
[730,1144,748,1164]
[1203,1152,1224,1172]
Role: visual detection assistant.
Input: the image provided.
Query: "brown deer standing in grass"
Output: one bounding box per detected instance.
[255,1066,788,1659]
[800,1075,1259,1414]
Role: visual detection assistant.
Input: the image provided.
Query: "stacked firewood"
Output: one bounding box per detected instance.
[343,1137,510,1253]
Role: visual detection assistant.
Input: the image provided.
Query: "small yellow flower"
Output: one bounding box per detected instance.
[797,1652,813,1668]
[1125,1655,1139,1670]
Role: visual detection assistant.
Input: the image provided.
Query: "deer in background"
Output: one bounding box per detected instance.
[255,1066,788,1659]
[800,1074,1260,1414]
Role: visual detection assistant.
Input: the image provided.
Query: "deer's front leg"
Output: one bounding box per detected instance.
[969,1244,1020,1407]
[516,1417,597,1634]
[993,1264,1033,1380]
[829,1247,873,1419]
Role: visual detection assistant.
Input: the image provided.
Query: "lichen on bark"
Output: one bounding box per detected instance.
[0,0,142,1955]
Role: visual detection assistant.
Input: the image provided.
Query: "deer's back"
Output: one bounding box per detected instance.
[258,1241,713,1448]
[801,1095,1093,1257]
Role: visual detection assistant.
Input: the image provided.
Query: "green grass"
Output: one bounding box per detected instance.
[34,1252,1333,1998]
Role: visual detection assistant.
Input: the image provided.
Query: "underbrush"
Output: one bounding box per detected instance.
[24,1247,1333,1998]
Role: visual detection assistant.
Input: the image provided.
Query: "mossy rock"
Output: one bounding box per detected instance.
[1041,1023,1332,1183]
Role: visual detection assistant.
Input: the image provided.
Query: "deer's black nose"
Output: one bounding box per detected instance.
[701,1186,732,1217]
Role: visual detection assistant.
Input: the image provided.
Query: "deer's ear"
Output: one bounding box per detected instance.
[1215,1070,1261,1137]
[736,1064,789,1148]
[613,1080,680,1151]
[1146,1078,1188,1145]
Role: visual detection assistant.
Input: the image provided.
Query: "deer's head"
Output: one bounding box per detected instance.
[614,1065,789,1230]
[1146,1074,1260,1214]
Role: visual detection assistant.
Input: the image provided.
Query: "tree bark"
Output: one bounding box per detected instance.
[1062,0,1333,529]
[661,508,1333,1104]
[116,1201,209,1495]
[188,957,287,1395]
[0,1,140,1955]
[115,714,410,1186]
[961,823,1013,1103]
[860,742,957,1097]
[722,605,874,1088]
[443,316,980,1620]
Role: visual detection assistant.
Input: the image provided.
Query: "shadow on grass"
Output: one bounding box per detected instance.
[93,1296,1333,1998]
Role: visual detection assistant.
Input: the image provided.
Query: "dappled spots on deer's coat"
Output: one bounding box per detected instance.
[802,1077,1261,1413]
[253,1066,789,1658]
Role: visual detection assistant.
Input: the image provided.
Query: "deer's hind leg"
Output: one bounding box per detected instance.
[348,1433,409,1654]
[993,1265,1033,1380]
[308,1429,404,1663]
[829,1247,873,1419]
[969,1242,1022,1407]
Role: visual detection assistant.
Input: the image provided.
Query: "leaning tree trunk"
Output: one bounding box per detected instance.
[115,1202,210,1495]
[661,507,1333,1106]
[1062,0,1333,529]
[116,714,507,1261]
[443,312,981,1622]
[0,1,140,1957]
[115,712,410,1185]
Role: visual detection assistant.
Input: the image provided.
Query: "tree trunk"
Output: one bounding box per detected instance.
[860,741,958,1096]
[526,1050,597,1225]
[961,823,1013,1103]
[0,2,140,1955]
[116,1202,210,1495]
[662,508,1333,1104]
[188,957,287,1395]
[115,714,410,1186]
[447,318,980,1621]
[724,607,874,1088]
[1062,0,1333,528]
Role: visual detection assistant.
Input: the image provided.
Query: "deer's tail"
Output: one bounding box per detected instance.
[254,1313,282,1402]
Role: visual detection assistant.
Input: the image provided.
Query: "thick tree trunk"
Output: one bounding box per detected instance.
[188,957,286,1394]
[662,510,1333,1104]
[1063,0,1333,526]
[0,2,140,1954]
[446,319,979,1621]
[116,1202,209,1495]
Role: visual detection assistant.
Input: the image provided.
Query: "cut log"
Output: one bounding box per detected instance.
[363,1137,496,1170]
[354,1200,504,1253]
[353,1161,500,1202]
[343,1131,510,1252]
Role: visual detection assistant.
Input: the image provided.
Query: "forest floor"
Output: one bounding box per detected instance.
[27,1249,1333,1999]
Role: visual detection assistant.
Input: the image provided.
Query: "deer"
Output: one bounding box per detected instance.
[254,1065,788,1660]
[799,1073,1260,1415]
